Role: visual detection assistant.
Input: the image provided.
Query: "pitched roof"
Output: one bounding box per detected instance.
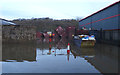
[0,18,16,25]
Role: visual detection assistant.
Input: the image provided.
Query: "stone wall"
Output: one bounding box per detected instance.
[2,25,36,41]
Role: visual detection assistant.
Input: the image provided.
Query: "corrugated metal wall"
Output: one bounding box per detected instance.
[79,2,119,30]
[79,2,120,45]
[118,2,120,29]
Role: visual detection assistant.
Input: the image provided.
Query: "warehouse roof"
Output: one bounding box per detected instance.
[0,18,16,25]
[79,1,120,22]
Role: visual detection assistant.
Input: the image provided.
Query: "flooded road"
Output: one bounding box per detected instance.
[1,38,118,73]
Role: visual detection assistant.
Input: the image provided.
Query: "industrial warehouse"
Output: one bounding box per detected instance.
[79,1,120,45]
[1,0,119,74]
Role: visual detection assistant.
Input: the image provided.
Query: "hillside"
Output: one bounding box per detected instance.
[12,18,79,32]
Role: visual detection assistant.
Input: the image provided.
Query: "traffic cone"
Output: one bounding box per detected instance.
[67,43,70,61]
[67,43,70,54]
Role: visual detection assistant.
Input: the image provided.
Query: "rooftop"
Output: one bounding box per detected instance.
[0,18,16,25]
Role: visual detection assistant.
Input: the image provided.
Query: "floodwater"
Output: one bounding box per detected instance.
[1,38,118,74]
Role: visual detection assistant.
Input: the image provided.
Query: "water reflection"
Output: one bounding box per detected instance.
[2,43,36,62]
[71,43,118,73]
[2,38,118,73]
[36,38,72,62]
[85,44,118,73]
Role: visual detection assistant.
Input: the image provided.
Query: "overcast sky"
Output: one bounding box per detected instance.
[0,0,119,20]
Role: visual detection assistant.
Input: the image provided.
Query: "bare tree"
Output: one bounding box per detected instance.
[76,16,83,21]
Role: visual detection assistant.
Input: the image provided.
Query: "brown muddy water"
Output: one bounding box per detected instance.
[1,38,118,73]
